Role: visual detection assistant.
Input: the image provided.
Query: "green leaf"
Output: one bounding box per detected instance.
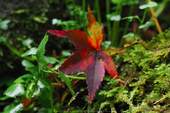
[110,15,121,21]
[33,16,48,23]
[37,80,46,89]
[0,36,7,43]
[4,84,25,97]
[21,60,34,68]
[38,78,50,88]
[111,0,138,5]
[0,20,11,30]
[38,89,50,108]
[139,21,155,29]
[123,32,135,38]
[14,78,24,84]
[122,15,141,22]
[139,1,157,10]
[21,47,37,57]
[14,74,33,84]
[11,9,28,14]
[106,14,113,20]
[52,18,62,25]
[122,0,139,5]
[59,71,75,96]
[37,108,52,113]
[33,85,40,96]
[44,56,59,64]
[26,82,40,99]
[36,34,49,72]
[22,38,33,46]
[0,96,11,101]
[3,102,23,113]
[102,41,111,49]
[26,66,38,77]
[62,50,71,57]
[111,0,122,4]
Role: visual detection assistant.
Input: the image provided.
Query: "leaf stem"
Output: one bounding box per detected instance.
[3,42,34,61]
[50,85,54,111]
[141,7,147,24]
[136,7,147,36]
[144,0,167,30]
[154,91,170,104]
[88,103,91,113]
[45,66,86,80]
[118,39,141,51]
[106,0,111,40]
[148,0,163,36]
[73,0,78,23]
[111,0,123,47]
[95,0,101,24]
[119,4,135,47]
[82,0,86,32]
[66,75,86,80]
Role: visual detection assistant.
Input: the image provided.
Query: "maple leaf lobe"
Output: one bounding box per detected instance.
[99,51,119,79]
[59,51,92,75]
[86,51,105,104]
[87,7,96,29]
[47,30,67,37]
[47,30,94,51]
[87,8,103,49]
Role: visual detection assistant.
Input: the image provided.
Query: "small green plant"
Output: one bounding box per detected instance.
[1,35,51,112]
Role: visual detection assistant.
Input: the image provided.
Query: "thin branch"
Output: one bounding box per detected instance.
[148,0,164,37]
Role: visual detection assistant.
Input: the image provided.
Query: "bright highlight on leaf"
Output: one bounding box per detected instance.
[122,16,141,22]
[4,84,25,97]
[139,1,157,10]
[47,7,119,104]
[139,21,155,29]
[110,15,121,21]
[123,32,135,38]
[21,47,37,57]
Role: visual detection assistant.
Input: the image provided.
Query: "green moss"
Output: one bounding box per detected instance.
[92,29,170,112]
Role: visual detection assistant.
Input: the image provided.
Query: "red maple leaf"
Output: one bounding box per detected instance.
[47,7,119,103]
